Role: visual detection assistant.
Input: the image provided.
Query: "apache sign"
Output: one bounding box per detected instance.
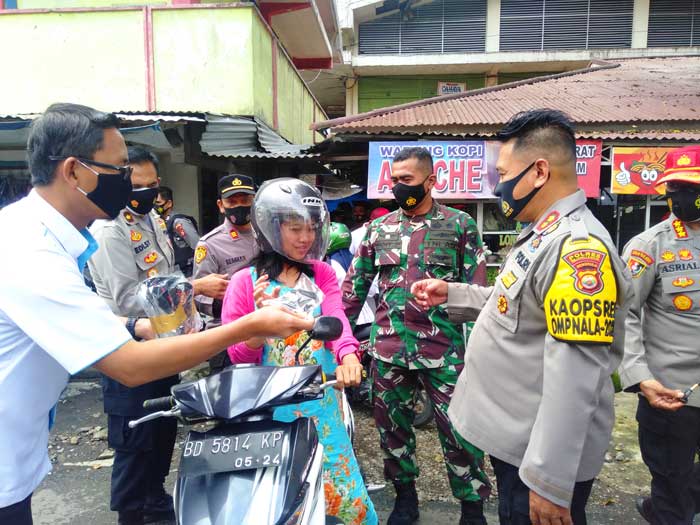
[367,140,602,200]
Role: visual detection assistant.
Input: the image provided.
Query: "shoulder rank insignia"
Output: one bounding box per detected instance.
[195,245,207,264]
[130,230,142,242]
[535,211,561,234]
[673,219,689,239]
[544,236,617,344]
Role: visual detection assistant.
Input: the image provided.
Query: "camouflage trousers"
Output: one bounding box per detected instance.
[370,359,491,502]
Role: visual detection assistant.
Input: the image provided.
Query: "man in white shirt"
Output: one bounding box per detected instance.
[0,103,312,524]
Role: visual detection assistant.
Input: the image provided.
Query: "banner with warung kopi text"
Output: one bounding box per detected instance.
[367,140,602,200]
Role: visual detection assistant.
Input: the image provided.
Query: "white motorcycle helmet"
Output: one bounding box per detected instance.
[251,178,330,262]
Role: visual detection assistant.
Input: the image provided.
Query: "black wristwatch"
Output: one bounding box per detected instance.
[126,317,139,339]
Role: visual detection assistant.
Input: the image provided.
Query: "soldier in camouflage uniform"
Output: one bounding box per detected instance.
[342,147,490,525]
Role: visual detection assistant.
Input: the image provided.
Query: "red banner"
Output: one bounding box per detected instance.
[575,140,602,198]
[611,146,676,195]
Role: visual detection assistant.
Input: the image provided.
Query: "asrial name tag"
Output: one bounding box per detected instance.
[179,428,286,476]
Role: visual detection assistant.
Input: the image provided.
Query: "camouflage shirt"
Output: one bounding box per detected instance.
[342,201,486,369]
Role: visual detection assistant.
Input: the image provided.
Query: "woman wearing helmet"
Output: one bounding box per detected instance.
[221,178,378,525]
[325,222,354,286]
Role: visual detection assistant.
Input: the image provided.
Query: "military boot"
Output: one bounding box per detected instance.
[387,481,419,525]
[459,499,487,525]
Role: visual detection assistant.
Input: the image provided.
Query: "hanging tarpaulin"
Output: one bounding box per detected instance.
[367,140,603,200]
[120,122,173,150]
[0,121,31,148]
[611,146,678,195]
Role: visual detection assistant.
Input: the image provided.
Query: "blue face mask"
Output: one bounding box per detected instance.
[493,161,538,220]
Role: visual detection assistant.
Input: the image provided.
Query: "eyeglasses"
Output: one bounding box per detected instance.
[49,156,133,180]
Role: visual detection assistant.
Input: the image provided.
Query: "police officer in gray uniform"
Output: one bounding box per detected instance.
[193,174,259,373]
[89,147,229,525]
[412,110,632,525]
[620,145,700,525]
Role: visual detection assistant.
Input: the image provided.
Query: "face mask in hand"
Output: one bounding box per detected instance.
[224,205,252,225]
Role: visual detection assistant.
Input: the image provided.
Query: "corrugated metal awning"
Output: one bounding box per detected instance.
[200,115,318,159]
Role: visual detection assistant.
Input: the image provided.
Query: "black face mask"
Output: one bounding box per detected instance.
[224,205,252,225]
[76,166,133,220]
[393,179,428,211]
[126,187,159,216]
[493,161,539,219]
[154,203,169,217]
[668,189,700,223]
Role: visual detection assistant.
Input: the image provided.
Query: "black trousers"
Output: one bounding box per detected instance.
[108,414,177,512]
[0,493,33,525]
[490,456,594,525]
[637,396,700,525]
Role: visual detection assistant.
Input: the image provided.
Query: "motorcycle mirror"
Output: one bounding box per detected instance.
[310,316,343,341]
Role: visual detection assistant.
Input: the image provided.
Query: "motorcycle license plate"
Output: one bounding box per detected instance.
[179,429,286,476]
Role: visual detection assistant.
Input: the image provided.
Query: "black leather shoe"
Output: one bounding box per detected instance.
[636,496,652,523]
[144,489,175,524]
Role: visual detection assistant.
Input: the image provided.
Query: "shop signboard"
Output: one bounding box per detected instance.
[367,140,603,200]
[611,146,677,195]
[437,81,466,95]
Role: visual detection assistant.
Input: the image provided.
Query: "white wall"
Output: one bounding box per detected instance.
[158,150,200,221]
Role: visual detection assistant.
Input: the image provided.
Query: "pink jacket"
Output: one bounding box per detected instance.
[222,260,359,365]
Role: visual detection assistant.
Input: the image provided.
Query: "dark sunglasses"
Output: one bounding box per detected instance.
[49,156,133,180]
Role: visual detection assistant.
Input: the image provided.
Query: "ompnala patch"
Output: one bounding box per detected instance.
[545,236,617,344]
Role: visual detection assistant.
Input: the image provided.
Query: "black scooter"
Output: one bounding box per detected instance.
[129,317,345,525]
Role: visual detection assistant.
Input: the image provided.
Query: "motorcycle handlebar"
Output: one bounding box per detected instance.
[143,396,174,412]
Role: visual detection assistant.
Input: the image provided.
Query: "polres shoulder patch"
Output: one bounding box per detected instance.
[544,236,618,344]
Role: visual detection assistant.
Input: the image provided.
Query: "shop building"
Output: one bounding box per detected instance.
[0,0,339,232]
[312,56,700,274]
[312,0,700,119]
